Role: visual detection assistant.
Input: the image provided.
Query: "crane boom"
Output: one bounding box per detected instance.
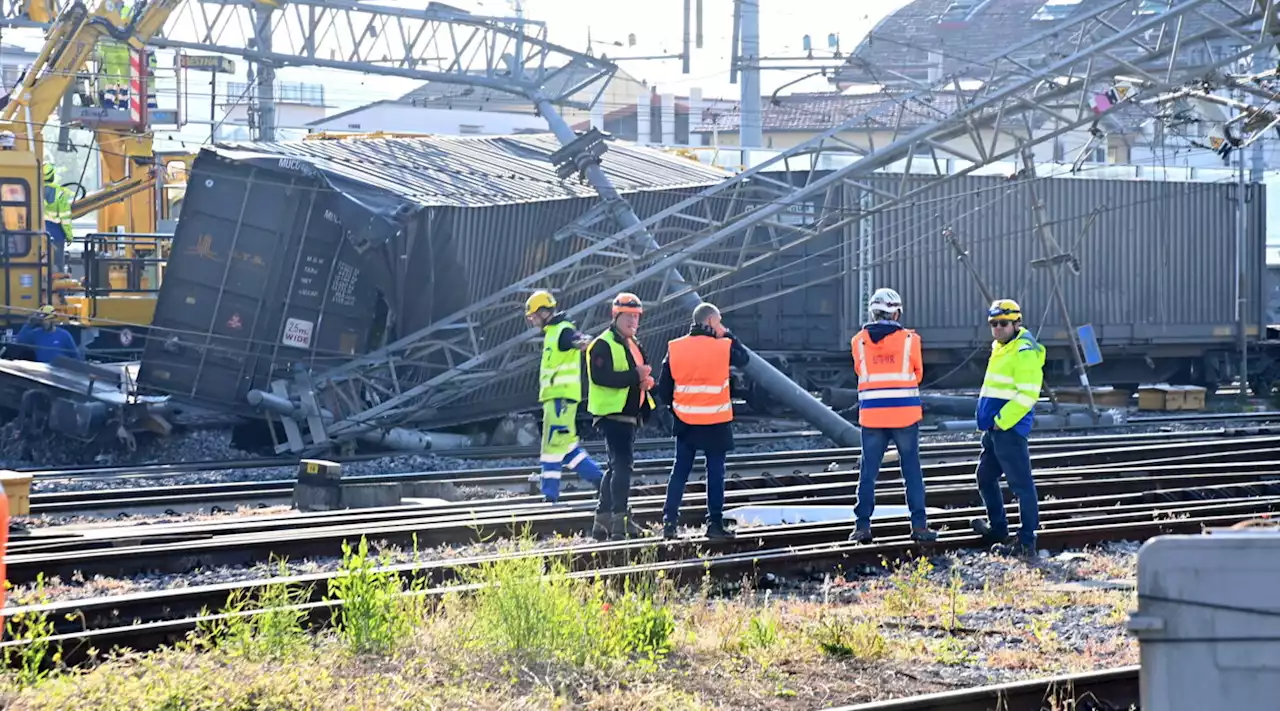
[0,0,182,155]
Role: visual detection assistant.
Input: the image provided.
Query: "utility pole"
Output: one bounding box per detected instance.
[738,0,762,150]
[1019,149,1098,417]
[253,2,276,142]
[1236,123,1249,406]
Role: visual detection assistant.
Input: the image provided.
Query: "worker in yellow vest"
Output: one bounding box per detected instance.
[586,292,656,541]
[523,290,604,503]
[42,164,73,274]
[656,302,748,540]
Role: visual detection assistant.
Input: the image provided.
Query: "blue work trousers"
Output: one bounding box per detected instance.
[854,424,928,530]
[975,429,1040,547]
[662,437,727,524]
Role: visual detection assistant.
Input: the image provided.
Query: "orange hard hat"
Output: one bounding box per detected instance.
[611,292,643,317]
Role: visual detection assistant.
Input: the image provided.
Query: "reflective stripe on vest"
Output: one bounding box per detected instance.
[538,321,582,402]
[851,329,922,428]
[667,335,733,425]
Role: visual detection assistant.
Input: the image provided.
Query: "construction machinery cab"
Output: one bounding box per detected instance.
[0,149,61,335]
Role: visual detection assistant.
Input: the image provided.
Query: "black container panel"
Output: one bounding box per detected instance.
[140,152,383,410]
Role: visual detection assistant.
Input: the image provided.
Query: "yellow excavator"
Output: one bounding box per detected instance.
[0,0,185,351]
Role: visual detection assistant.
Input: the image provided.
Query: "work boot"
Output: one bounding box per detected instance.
[591,512,611,542]
[970,518,1012,545]
[706,519,735,540]
[610,512,647,540]
[910,527,939,543]
[849,527,873,544]
[662,522,679,540]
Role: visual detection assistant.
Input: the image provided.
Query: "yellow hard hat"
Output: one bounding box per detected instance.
[42,163,55,183]
[987,298,1022,322]
[611,292,643,317]
[525,290,556,317]
[37,305,56,318]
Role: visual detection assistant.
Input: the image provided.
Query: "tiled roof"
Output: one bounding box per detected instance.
[835,0,1256,87]
[212,133,730,209]
[691,91,971,132]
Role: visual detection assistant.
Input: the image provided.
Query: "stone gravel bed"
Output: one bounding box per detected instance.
[13,418,1252,498]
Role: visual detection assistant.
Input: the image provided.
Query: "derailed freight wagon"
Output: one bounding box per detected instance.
[137,134,732,427]
[715,170,1272,396]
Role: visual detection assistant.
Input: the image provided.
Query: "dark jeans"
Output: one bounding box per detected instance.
[975,429,1040,547]
[854,424,928,530]
[662,437,727,524]
[596,418,636,515]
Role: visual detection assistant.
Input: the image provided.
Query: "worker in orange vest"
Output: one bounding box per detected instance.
[849,288,937,544]
[656,302,750,540]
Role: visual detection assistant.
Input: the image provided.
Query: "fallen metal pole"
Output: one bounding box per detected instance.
[246,390,475,452]
[532,94,861,447]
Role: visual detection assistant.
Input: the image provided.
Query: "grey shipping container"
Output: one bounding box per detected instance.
[712,171,1267,390]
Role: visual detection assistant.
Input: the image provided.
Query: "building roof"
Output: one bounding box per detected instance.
[835,0,1252,87]
[690,91,970,133]
[212,133,730,209]
[398,64,643,112]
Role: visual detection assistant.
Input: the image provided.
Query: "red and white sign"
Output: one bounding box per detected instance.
[282,317,314,349]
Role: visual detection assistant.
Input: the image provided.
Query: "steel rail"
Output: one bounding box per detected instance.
[16,447,1280,561]
[9,466,1280,583]
[823,665,1140,711]
[20,456,1280,556]
[17,426,1272,483]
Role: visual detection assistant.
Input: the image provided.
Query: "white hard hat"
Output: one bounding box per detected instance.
[0,131,14,149]
[868,287,903,316]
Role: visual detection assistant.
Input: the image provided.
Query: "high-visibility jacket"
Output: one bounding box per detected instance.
[587,329,655,417]
[976,326,1046,438]
[43,181,73,243]
[851,327,923,428]
[667,334,732,425]
[539,320,582,402]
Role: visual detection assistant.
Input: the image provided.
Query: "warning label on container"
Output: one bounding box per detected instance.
[282,317,314,349]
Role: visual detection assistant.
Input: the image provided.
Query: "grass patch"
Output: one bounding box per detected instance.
[0,537,1141,709]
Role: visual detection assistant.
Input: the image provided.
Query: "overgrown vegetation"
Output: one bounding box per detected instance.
[0,537,1140,710]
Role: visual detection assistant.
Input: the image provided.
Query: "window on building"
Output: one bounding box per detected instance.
[1133,0,1169,16]
[458,124,483,134]
[1031,0,1084,21]
[937,0,988,24]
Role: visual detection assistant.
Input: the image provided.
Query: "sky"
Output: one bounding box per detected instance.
[5,0,907,153]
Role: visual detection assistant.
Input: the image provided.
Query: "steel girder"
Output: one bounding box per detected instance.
[1,0,616,108]
[293,0,1280,446]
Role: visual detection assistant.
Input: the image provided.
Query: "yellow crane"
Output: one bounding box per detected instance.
[0,0,183,336]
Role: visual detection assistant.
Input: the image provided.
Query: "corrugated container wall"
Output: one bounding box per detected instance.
[715,173,1266,355]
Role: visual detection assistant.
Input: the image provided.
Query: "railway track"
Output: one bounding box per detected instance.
[0,487,1257,671]
[22,429,1280,518]
[828,666,1140,710]
[6,427,1272,704]
[20,409,1280,484]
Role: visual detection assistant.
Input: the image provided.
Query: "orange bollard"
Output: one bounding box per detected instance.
[0,489,9,631]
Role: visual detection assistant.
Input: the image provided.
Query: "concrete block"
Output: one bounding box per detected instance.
[339,483,402,509]
[292,459,341,512]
